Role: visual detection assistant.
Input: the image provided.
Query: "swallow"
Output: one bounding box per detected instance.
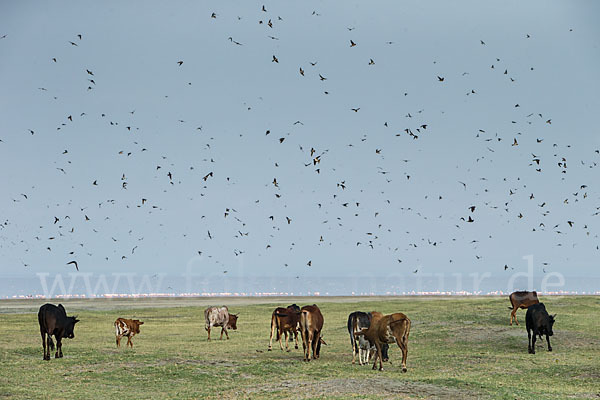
[368,58,375,65]
[66,261,79,271]
[350,40,356,47]
[437,76,444,81]
[319,74,327,81]
[272,55,279,63]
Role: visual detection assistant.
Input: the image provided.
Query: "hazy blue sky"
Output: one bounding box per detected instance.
[1,1,600,288]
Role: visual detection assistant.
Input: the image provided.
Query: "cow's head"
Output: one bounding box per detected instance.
[381,343,390,362]
[64,316,79,339]
[228,314,238,330]
[133,320,144,334]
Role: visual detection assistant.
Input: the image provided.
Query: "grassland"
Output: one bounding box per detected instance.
[0,296,598,399]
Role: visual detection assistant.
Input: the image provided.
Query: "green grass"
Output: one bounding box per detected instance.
[0,296,599,399]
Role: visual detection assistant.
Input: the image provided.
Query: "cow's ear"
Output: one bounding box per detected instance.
[551,314,556,319]
[138,321,144,325]
[74,318,80,324]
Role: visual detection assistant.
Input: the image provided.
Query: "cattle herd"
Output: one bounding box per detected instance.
[37,291,556,371]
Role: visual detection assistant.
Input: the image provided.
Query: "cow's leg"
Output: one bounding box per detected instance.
[284,331,291,352]
[509,308,514,325]
[399,338,408,372]
[293,329,299,349]
[55,338,61,358]
[305,331,313,361]
[546,335,552,352]
[352,339,357,365]
[207,326,211,341]
[300,328,308,361]
[41,331,48,360]
[116,334,121,347]
[531,331,537,354]
[46,335,53,360]
[358,347,364,365]
[527,329,532,353]
[278,328,284,351]
[268,319,276,351]
[127,335,133,348]
[372,342,381,370]
[220,327,229,340]
[313,332,320,359]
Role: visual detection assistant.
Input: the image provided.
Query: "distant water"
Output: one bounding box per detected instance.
[1,273,598,299]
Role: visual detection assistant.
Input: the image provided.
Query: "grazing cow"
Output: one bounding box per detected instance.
[355,312,411,372]
[526,303,555,354]
[204,306,238,341]
[299,304,325,361]
[347,311,389,365]
[38,303,79,361]
[114,318,144,348]
[508,290,540,325]
[268,304,301,352]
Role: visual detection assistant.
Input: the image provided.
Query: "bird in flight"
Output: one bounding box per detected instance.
[66,261,79,271]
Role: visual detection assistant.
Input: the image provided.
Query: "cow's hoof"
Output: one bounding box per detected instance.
[295,346,298,349]
[548,348,552,352]
[267,348,272,351]
[286,349,290,352]
[379,367,384,371]
[402,367,407,373]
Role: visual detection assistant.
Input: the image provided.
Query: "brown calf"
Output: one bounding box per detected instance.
[114,318,144,348]
[299,304,325,361]
[268,304,301,352]
[508,291,539,326]
[355,312,411,372]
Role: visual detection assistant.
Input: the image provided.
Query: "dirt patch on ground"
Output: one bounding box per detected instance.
[244,377,487,399]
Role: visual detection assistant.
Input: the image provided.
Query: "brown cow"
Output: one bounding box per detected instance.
[508,291,539,325]
[268,304,301,352]
[299,304,326,361]
[114,318,144,348]
[355,311,411,372]
[204,306,238,341]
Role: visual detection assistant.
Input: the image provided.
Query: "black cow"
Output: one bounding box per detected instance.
[38,303,79,360]
[526,303,555,354]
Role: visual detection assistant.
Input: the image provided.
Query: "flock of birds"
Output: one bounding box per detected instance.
[0,4,598,286]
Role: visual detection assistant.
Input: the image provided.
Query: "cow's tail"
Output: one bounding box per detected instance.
[402,318,411,343]
[300,310,309,337]
[272,313,280,341]
[508,294,515,309]
[347,315,355,346]
[48,336,55,351]
[351,319,359,352]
